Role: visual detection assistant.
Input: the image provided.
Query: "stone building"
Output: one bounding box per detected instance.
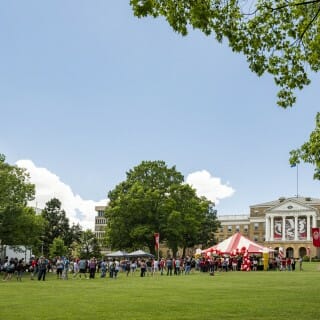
[216,196,320,258]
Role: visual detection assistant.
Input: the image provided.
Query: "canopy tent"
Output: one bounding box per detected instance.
[202,233,273,255]
[127,250,154,258]
[106,250,128,258]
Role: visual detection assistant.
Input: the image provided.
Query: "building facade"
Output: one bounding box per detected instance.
[216,196,320,258]
[94,205,107,242]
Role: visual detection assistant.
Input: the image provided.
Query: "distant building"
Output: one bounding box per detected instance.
[94,205,107,242]
[215,196,320,258]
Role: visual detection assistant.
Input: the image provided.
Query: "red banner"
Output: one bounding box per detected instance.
[154,233,160,250]
[312,228,320,247]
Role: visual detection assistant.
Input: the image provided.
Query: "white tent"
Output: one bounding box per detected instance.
[127,250,154,258]
[106,250,128,258]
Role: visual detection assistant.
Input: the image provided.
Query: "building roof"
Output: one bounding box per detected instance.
[250,196,320,208]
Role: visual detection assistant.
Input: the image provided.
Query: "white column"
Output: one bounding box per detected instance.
[312,214,317,228]
[294,216,298,241]
[307,214,311,240]
[265,215,270,241]
[270,216,274,241]
[282,216,286,241]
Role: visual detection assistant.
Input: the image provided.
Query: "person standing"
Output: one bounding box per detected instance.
[100,259,107,278]
[78,258,88,279]
[72,259,80,278]
[140,259,146,277]
[63,257,70,279]
[56,256,64,279]
[16,259,25,281]
[159,258,165,275]
[184,257,191,275]
[299,256,303,271]
[166,257,173,276]
[291,257,296,271]
[89,258,97,279]
[38,256,48,281]
[30,257,38,280]
[174,258,181,275]
[125,260,131,277]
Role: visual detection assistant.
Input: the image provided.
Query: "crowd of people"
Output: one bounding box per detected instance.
[0,255,202,281]
[0,254,304,282]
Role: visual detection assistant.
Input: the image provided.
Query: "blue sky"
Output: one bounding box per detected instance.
[1,1,319,229]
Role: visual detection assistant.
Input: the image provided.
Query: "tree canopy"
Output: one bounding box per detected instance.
[290,112,320,179]
[0,154,35,211]
[105,160,219,256]
[130,0,320,108]
[0,154,43,248]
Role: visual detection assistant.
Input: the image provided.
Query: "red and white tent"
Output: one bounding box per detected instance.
[202,233,272,255]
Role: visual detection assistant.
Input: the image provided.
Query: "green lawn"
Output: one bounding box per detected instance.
[1,263,319,320]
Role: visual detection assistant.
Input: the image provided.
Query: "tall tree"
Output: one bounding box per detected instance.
[105,160,219,255]
[130,0,320,108]
[41,198,70,256]
[105,160,184,253]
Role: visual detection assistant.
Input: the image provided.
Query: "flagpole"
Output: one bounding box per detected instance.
[296,163,299,197]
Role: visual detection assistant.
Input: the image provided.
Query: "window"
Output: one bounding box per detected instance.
[236,225,240,232]
[254,223,259,231]
[228,225,232,232]
[254,236,258,242]
[98,210,104,217]
[244,225,248,232]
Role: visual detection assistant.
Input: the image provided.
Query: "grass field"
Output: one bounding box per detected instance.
[1,262,319,320]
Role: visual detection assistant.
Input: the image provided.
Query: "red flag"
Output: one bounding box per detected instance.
[312,228,320,247]
[154,233,160,250]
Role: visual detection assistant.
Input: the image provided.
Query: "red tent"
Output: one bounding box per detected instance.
[202,233,272,255]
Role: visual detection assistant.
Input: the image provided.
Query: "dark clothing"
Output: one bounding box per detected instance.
[38,259,48,281]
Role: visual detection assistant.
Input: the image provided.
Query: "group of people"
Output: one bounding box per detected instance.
[3,253,299,282]
[1,257,25,281]
[0,255,201,281]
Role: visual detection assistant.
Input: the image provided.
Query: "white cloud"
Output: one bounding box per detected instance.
[16,160,107,230]
[186,170,235,204]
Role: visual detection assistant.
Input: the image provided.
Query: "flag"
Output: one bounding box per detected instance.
[312,228,320,247]
[154,233,160,250]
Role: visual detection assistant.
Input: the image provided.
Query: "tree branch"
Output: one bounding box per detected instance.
[271,0,320,12]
